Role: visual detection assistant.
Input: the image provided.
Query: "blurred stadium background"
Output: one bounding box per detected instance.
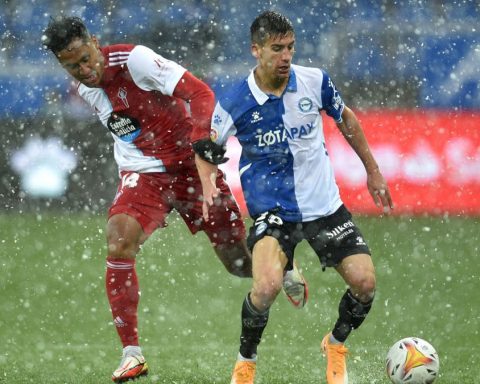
[1,0,479,215]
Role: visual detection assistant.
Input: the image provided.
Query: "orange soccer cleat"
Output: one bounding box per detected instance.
[230,358,256,384]
[321,333,349,384]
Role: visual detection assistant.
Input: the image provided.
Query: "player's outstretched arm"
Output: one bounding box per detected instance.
[336,106,394,212]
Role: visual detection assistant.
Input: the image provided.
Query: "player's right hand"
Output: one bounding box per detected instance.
[367,169,394,213]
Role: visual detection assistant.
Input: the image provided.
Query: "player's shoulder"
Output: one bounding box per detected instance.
[292,63,323,75]
[126,44,174,71]
[99,44,134,71]
[102,43,135,60]
[292,63,325,84]
[128,44,155,58]
[217,76,250,101]
[216,76,252,113]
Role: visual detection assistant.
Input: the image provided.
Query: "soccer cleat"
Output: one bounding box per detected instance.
[112,354,148,382]
[321,333,349,384]
[230,359,256,384]
[282,261,308,308]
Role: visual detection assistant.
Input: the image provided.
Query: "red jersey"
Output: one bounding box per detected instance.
[78,44,213,173]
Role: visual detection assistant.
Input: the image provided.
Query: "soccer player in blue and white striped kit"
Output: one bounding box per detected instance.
[194,10,393,384]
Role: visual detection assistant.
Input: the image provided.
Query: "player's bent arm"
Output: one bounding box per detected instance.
[336,106,379,174]
[128,46,214,142]
[336,106,394,211]
[173,72,215,143]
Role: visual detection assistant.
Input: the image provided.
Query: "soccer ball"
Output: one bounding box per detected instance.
[386,337,439,384]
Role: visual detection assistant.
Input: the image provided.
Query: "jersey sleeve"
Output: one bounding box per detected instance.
[173,71,215,143]
[210,100,237,146]
[320,70,345,123]
[127,45,186,95]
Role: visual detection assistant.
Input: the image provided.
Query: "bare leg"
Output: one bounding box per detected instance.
[107,213,149,259]
[250,236,288,310]
[237,236,288,360]
[335,253,376,302]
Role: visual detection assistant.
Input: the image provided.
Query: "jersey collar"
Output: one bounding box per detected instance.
[247,67,297,105]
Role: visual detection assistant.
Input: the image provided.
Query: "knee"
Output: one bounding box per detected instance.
[252,274,283,305]
[258,281,283,300]
[349,272,376,302]
[106,214,145,259]
[107,238,139,259]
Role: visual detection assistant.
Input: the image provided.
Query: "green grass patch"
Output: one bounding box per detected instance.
[0,213,478,383]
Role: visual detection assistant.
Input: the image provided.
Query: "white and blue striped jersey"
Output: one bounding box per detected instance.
[211,64,345,222]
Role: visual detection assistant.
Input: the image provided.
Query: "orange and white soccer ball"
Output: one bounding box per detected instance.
[386,337,439,384]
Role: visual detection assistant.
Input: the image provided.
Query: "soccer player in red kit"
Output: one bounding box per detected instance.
[42,16,308,382]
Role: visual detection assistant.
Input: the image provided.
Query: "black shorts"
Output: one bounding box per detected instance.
[247,205,371,270]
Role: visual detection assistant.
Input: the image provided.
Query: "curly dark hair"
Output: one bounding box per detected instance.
[42,16,90,55]
[250,11,294,45]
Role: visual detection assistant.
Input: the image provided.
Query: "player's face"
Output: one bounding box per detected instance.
[252,33,295,80]
[56,37,105,87]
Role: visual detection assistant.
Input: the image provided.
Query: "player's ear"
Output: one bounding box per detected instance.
[251,43,260,59]
[91,35,100,48]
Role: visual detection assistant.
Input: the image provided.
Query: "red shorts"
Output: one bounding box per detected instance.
[108,169,245,246]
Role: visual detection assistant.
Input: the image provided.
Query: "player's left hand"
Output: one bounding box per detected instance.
[367,168,394,213]
[195,154,221,222]
[201,173,220,222]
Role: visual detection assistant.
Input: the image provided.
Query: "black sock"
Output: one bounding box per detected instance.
[332,289,373,343]
[239,293,269,359]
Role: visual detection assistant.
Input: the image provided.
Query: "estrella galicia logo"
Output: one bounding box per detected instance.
[107,113,141,142]
[298,97,313,112]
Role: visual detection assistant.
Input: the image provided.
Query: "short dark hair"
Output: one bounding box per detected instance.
[250,11,294,45]
[42,16,90,55]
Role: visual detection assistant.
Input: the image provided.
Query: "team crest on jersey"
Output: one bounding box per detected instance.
[107,113,141,142]
[298,97,313,112]
[117,87,129,108]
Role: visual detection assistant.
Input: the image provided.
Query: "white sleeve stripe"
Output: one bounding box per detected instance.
[110,56,129,61]
[109,51,131,57]
[108,51,130,66]
[109,60,128,66]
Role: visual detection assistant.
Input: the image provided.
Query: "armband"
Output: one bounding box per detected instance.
[192,139,229,165]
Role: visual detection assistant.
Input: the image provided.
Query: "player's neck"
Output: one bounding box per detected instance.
[254,69,288,97]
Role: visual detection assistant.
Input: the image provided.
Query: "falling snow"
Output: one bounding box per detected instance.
[0,1,479,383]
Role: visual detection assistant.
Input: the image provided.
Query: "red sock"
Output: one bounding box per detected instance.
[106,257,139,347]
